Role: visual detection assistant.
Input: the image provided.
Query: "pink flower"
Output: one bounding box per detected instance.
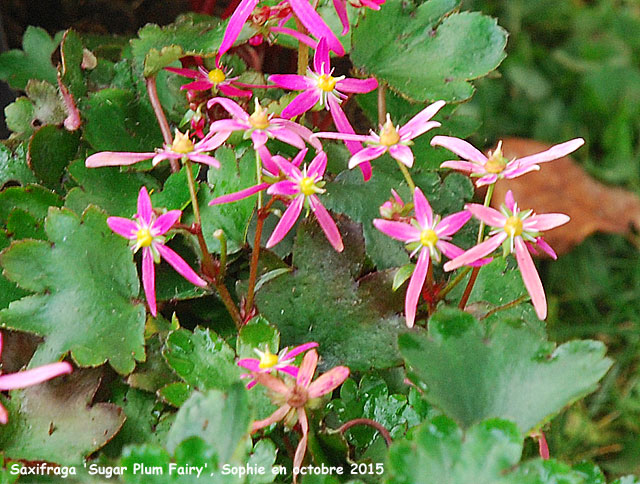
[251,349,349,482]
[107,187,207,316]
[333,0,385,35]
[266,151,344,252]
[85,130,227,169]
[0,332,72,424]
[443,190,570,320]
[313,100,445,170]
[374,188,472,327]
[217,0,344,65]
[248,3,319,49]
[238,342,318,389]
[165,65,253,98]
[207,97,322,152]
[431,136,585,187]
[269,38,377,180]
[379,189,405,219]
[209,145,305,205]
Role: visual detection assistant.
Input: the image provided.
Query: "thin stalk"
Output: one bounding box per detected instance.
[396,160,416,192]
[213,229,227,280]
[294,18,309,76]
[439,266,471,299]
[480,294,528,320]
[145,76,179,173]
[246,198,276,312]
[459,183,496,310]
[185,159,243,328]
[255,149,263,209]
[377,83,386,125]
[336,419,392,447]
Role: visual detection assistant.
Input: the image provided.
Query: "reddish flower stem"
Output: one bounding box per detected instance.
[245,197,277,314]
[337,418,392,447]
[145,76,179,173]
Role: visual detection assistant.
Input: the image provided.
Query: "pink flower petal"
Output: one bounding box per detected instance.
[288,0,345,56]
[251,130,269,149]
[278,365,299,378]
[180,79,214,91]
[505,190,516,212]
[273,120,322,151]
[515,237,547,320]
[252,404,291,432]
[137,187,153,225]
[313,131,373,143]
[503,163,540,179]
[436,210,472,237]
[413,188,433,228]
[269,74,314,91]
[399,100,446,138]
[0,402,7,424]
[257,146,280,175]
[152,210,182,235]
[333,0,350,35]
[307,151,327,178]
[281,90,322,119]
[373,219,420,243]
[142,247,157,316]
[523,213,570,232]
[210,183,270,205]
[309,196,343,252]
[534,237,557,260]
[465,203,507,227]
[444,232,508,271]
[270,27,318,49]
[440,160,485,174]
[85,152,154,168]
[293,409,309,480]
[189,154,221,168]
[197,130,230,152]
[327,96,364,158]
[107,217,138,239]
[475,174,499,187]
[358,162,373,182]
[218,84,253,98]
[516,138,585,168]
[268,126,304,150]
[207,97,249,121]
[268,180,301,197]
[335,78,378,94]
[348,145,387,168]
[266,196,305,248]
[389,144,414,167]
[430,136,487,164]
[0,361,72,391]
[218,0,259,59]
[237,358,261,371]
[165,67,201,79]
[313,37,331,74]
[273,157,303,180]
[436,240,464,260]
[307,366,350,398]
[209,119,249,133]
[255,373,290,394]
[297,349,318,388]
[156,244,207,287]
[405,249,429,328]
[282,342,319,360]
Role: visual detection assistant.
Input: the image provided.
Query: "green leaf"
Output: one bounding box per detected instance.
[399,308,613,432]
[159,382,192,408]
[163,327,241,391]
[0,143,37,187]
[199,147,257,254]
[4,98,35,139]
[392,264,415,291]
[0,185,63,226]
[83,88,163,152]
[65,160,160,217]
[26,80,68,126]
[0,368,125,465]
[59,29,87,98]
[166,385,251,461]
[130,17,234,77]
[151,165,196,211]
[0,231,28,311]
[256,219,408,371]
[127,334,176,393]
[0,27,60,89]
[27,126,80,189]
[351,1,508,102]
[0,207,146,374]
[236,316,280,359]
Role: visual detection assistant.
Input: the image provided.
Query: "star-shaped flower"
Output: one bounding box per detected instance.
[237,342,318,388]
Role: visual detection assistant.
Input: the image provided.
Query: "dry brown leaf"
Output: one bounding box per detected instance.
[490,138,640,255]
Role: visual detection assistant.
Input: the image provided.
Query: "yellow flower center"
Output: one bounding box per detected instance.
[259,350,279,369]
[208,68,226,84]
[379,117,400,146]
[136,228,153,247]
[299,177,316,196]
[420,229,438,247]
[485,141,507,174]
[317,74,337,92]
[171,131,195,154]
[504,216,523,237]
[249,101,270,130]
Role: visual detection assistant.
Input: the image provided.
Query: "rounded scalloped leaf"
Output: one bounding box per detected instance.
[0,206,146,374]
